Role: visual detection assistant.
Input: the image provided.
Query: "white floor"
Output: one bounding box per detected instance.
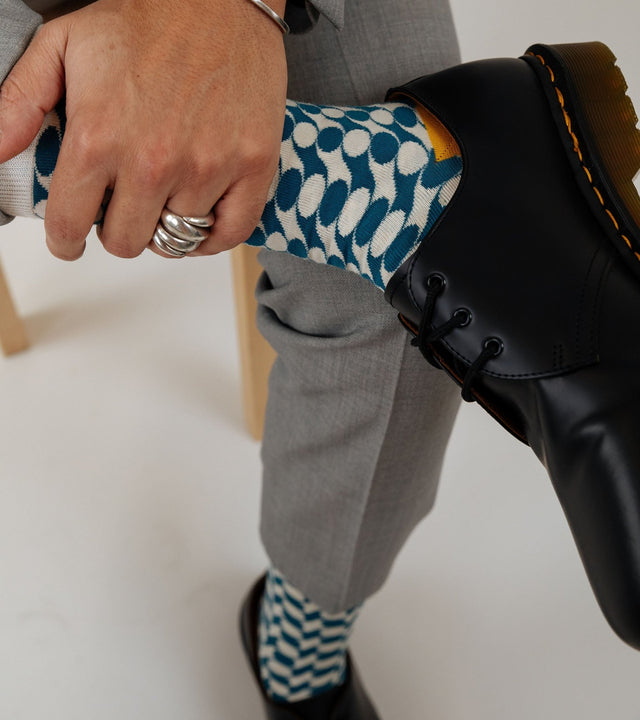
[2,3,640,717]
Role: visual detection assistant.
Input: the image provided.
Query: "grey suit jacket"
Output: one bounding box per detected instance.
[287,0,343,31]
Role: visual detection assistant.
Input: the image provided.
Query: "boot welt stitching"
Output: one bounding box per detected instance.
[528,52,639,262]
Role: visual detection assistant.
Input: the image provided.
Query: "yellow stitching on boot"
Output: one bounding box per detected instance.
[528,52,633,262]
[606,208,620,230]
[536,54,555,83]
[553,82,583,156]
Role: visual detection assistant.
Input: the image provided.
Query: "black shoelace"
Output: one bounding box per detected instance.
[411,273,503,401]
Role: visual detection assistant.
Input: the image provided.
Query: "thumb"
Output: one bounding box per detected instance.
[0,24,66,164]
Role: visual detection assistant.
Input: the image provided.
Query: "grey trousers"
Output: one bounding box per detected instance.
[258,0,462,611]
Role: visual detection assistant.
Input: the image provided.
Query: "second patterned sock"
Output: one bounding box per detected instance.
[258,566,361,704]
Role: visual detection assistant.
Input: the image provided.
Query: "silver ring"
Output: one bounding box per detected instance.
[152,229,186,257]
[155,224,202,253]
[161,209,210,242]
[180,211,215,228]
[151,207,216,257]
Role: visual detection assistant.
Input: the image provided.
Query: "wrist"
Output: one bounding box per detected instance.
[266,0,286,16]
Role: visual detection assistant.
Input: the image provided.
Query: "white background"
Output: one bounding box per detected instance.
[1,1,639,718]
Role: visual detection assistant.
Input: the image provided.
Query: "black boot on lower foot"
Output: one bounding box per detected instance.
[239,575,381,720]
[385,41,640,650]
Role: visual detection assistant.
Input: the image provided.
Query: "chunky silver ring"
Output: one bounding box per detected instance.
[154,224,202,253]
[152,229,186,257]
[151,207,215,257]
[161,209,210,243]
[180,211,216,228]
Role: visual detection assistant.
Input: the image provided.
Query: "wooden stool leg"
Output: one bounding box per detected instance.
[0,257,29,356]
[231,244,276,440]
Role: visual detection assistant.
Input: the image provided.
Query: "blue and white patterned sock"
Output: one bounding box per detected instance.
[0,99,461,291]
[247,100,462,289]
[258,566,361,704]
[0,103,64,221]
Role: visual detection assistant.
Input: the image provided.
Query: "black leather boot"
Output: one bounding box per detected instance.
[384,42,640,650]
[239,575,381,720]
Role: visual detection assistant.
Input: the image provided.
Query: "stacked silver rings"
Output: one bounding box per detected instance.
[152,208,215,257]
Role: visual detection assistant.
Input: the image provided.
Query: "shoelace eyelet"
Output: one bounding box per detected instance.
[483,337,504,357]
[453,308,472,327]
[426,273,446,293]
[460,336,505,402]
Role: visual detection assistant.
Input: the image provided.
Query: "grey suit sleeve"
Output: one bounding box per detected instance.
[285,0,343,32]
[0,0,42,226]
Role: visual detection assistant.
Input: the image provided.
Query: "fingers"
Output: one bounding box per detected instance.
[44,123,274,261]
[44,119,113,260]
[97,171,171,260]
[0,24,65,164]
[189,173,274,257]
[103,145,234,259]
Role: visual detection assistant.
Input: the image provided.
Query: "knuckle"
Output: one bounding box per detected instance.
[100,232,144,259]
[185,154,217,187]
[239,137,276,174]
[68,123,107,169]
[133,147,174,188]
[45,226,84,261]
[45,215,74,245]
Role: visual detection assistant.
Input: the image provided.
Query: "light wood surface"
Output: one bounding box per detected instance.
[0,258,29,356]
[231,244,275,441]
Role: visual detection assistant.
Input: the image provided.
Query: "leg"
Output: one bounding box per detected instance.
[259,0,461,614]
[248,2,462,715]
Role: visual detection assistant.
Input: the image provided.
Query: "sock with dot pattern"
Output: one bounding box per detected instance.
[0,99,462,291]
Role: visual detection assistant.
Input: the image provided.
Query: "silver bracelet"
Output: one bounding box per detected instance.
[246,0,290,35]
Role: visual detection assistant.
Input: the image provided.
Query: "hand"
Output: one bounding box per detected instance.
[0,0,288,260]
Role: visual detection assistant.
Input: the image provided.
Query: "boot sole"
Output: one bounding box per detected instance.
[525,42,640,281]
